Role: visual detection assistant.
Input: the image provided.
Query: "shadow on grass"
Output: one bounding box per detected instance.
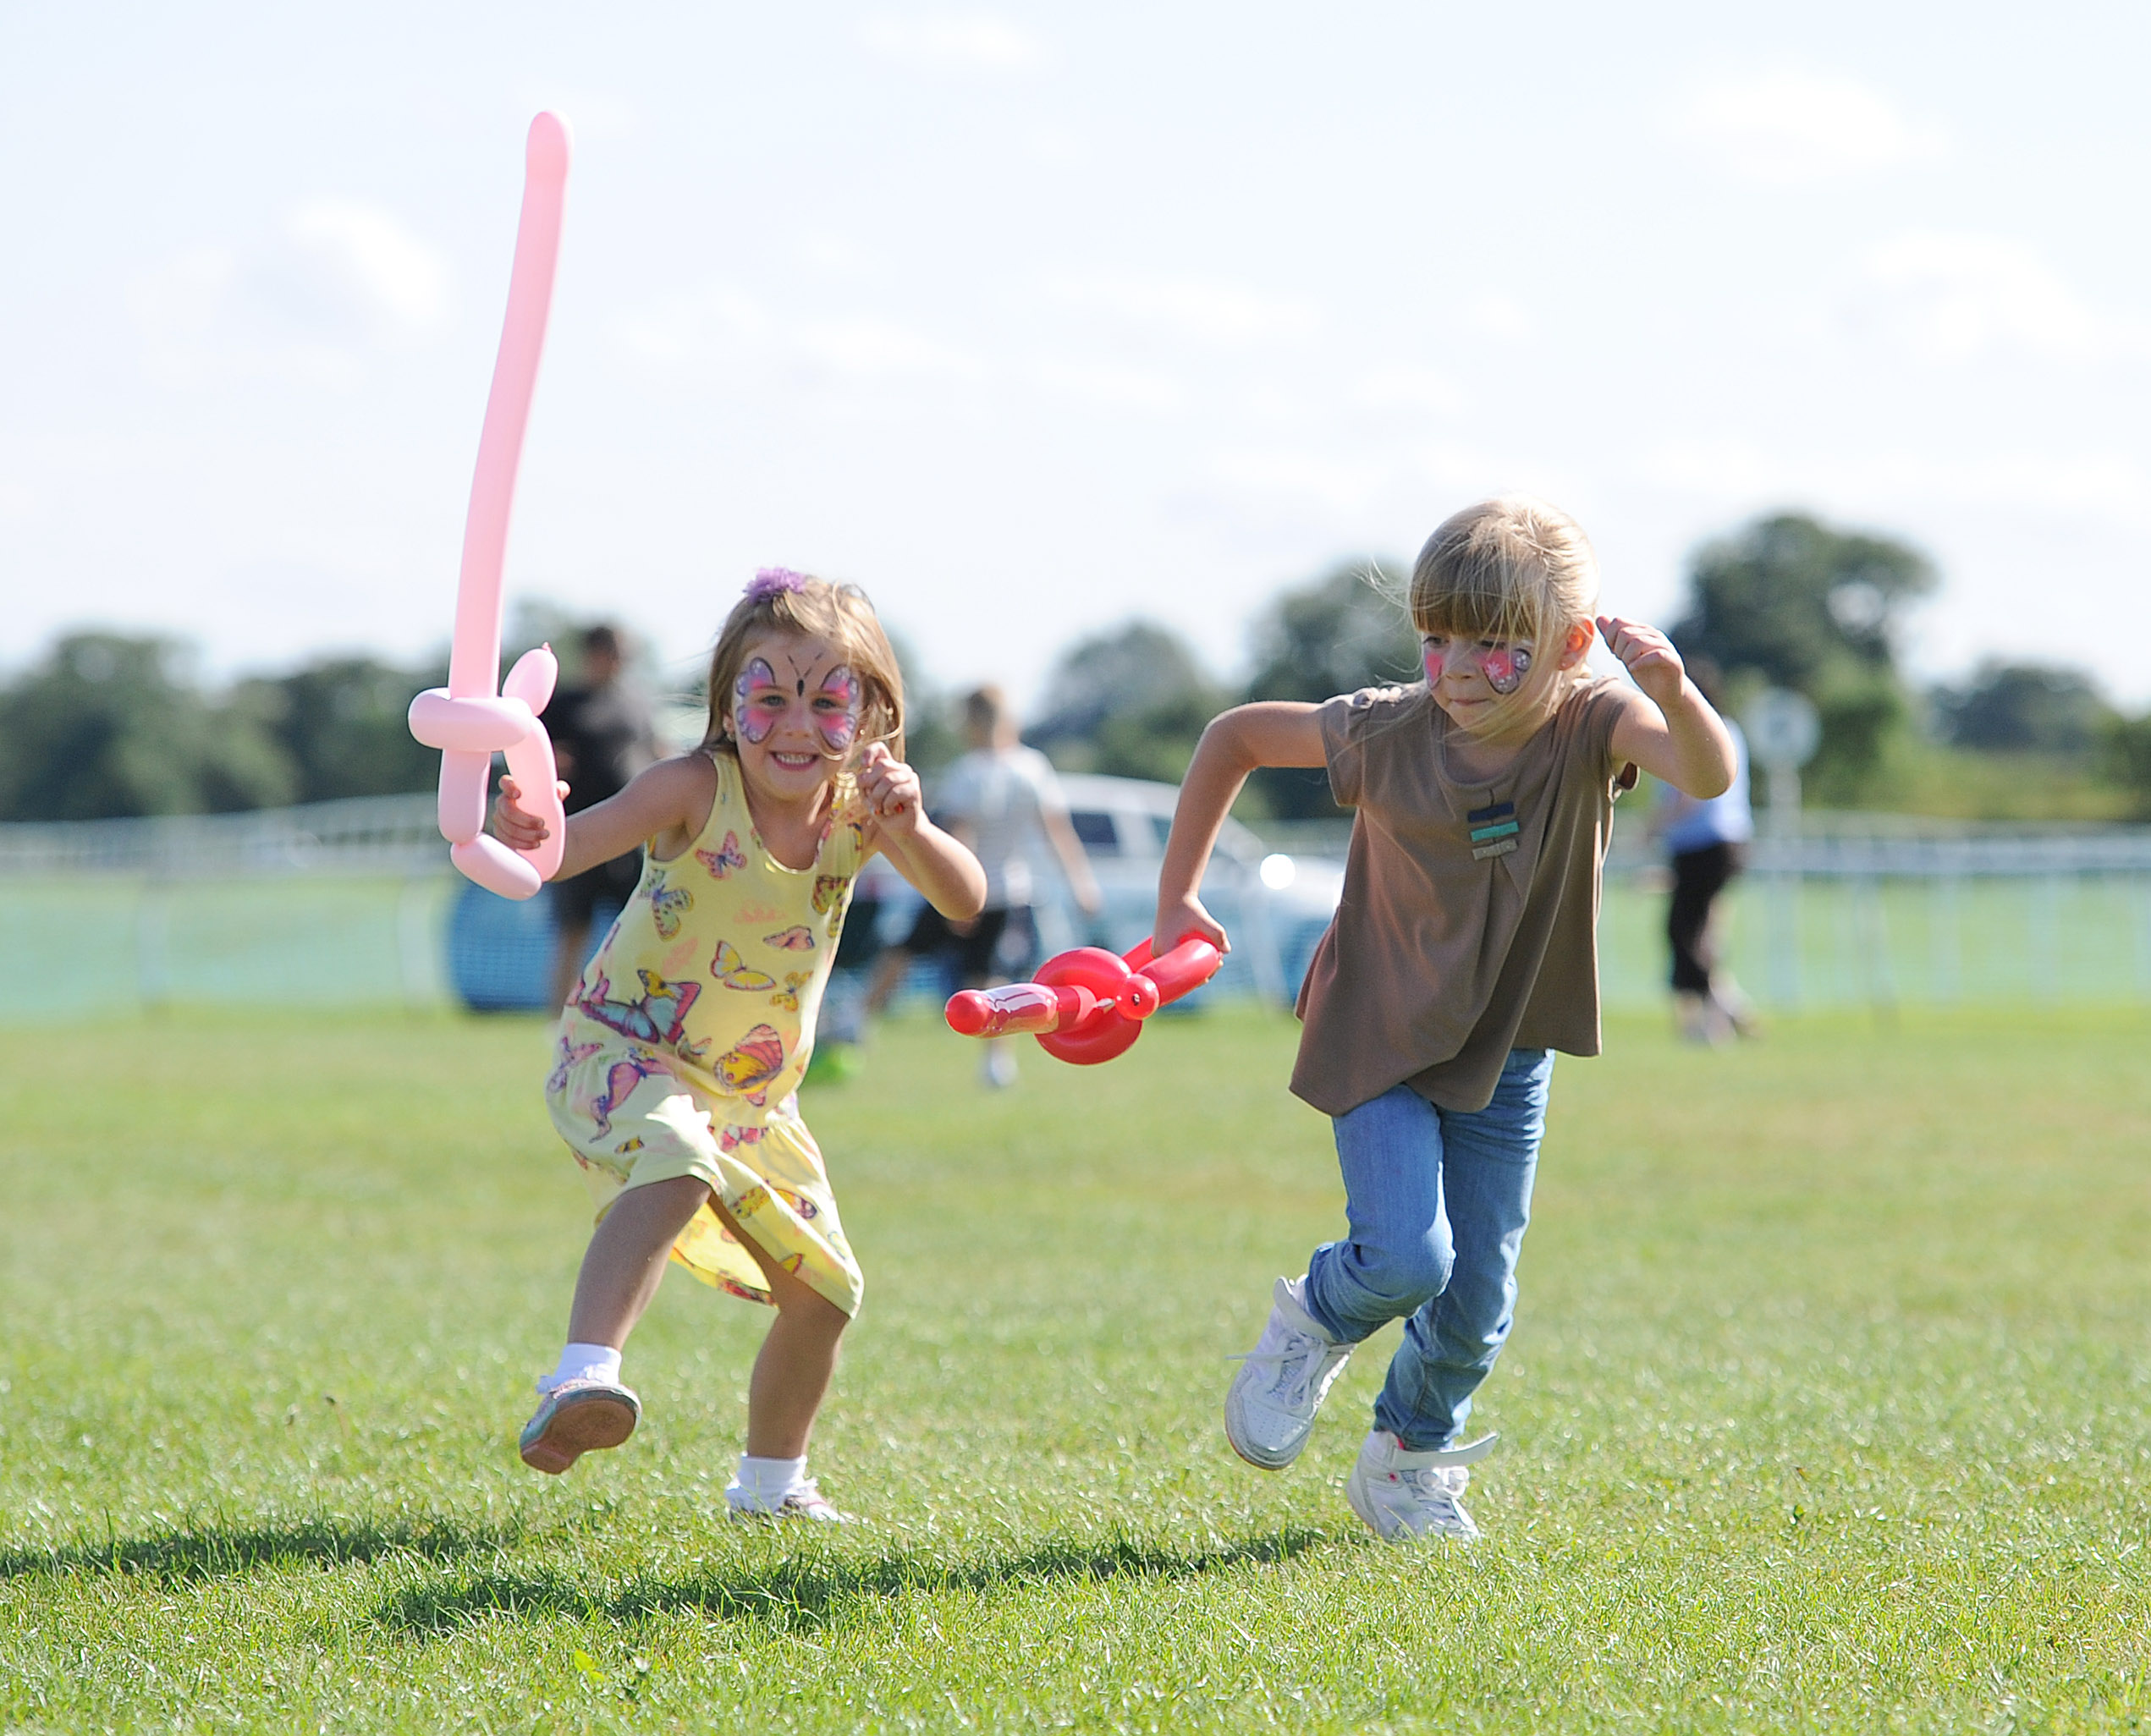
[378,1526,1334,1637]
[0,1515,530,1585]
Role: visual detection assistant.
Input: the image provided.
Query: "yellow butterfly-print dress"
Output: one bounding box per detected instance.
[546,750,867,1315]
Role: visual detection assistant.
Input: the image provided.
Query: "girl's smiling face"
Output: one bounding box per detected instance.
[727,631,862,801]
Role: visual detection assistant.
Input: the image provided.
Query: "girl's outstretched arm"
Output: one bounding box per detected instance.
[858,743,988,920]
[1153,702,1327,954]
[1598,613,1740,798]
[493,753,716,880]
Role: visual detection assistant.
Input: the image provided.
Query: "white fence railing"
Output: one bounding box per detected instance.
[1736,832,2151,877]
[5,799,2151,1015]
[0,794,447,879]
[1595,832,2151,1011]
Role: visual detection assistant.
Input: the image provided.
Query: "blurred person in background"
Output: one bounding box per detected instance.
[545,624,662,1008]
[866,684,1102,1086]
[804,847,903,1085]
[1653,659,1757,1044]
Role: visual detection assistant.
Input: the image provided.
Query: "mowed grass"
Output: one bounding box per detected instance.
[2,1003,2148,1733]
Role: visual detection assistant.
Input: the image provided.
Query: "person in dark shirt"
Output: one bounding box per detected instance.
[545,624,661,1008]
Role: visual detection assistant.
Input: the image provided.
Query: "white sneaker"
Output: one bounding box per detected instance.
[725,1476,856,1524]
[1223,1276,1354,1470]
[981,1041,1019,1090]
[1345,1429,1497,1542]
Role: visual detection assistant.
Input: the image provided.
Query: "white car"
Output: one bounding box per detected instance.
[449,772,1348,1014]
[975,772,1345,1005]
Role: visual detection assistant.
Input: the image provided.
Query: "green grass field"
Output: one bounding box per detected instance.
[3,1005,2148,1733]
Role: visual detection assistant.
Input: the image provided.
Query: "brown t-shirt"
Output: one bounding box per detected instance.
[1290,676,1633,1118]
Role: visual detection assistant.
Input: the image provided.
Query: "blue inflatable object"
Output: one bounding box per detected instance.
[446,880,618,1012]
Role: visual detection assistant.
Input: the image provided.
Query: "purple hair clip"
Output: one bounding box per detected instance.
[745,566,808,602]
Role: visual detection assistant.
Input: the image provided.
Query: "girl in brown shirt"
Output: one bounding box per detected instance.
[1152,496,1739,1543]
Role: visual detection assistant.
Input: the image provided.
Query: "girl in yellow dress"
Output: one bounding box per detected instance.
[492,569,985,1519]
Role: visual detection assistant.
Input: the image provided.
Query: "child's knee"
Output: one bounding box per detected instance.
[1355,1228,1454,1313]
[600,1173,710,1235]
[1426,1273,1517,1361]
[646,1174,712,1211]
[775,1277,850,1337]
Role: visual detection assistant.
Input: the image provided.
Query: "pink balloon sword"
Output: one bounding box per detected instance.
[407,112,572,899]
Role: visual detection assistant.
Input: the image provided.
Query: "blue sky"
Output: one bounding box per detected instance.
[5,3,2150,706]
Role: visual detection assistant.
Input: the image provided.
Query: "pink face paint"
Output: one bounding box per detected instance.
[733,656,778,744]
[1477,646,1532,695]
[816,665,861,752]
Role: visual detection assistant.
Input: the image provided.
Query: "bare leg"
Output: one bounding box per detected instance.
[742,1269,848,1458]
[559,1178,847,1459]
[565,1175,710,1348]
[708,1199,850,1459]
[551,920,591,1011]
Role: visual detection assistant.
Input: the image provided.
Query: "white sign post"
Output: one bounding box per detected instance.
[1746,688,1821,1007]
[1747,687,1822,836]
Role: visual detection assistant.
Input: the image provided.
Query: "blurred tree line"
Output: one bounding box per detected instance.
[1025,563,1419,820]
[1022,511,2151,824]
[6,516,2151,824]
[1666,513,2151,819]
[0,635,443,821]
[0,603,625,822]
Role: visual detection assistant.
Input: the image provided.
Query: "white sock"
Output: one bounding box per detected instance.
[542,1342,622,1391]
[731,1453,807,1504]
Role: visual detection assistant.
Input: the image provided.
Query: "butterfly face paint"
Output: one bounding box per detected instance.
[1478,646,1532,695]
[1423,638,1535,699]
[815,665,861,753]
[732,657,779,744]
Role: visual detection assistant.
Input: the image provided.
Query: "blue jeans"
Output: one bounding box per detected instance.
[1301,1050,1554,1452]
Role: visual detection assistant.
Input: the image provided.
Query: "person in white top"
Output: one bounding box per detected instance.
[868,686,1102,1085]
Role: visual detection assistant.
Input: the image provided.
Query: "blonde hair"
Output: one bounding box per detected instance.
[1410,496,1599,722]
[701,574,905,764]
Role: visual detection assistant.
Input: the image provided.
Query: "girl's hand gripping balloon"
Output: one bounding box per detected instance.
[406,113,573,900]
[944,936,1224,1065]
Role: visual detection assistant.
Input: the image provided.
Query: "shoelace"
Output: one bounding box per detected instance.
[1230,1332,1331,1407]
[1394,1465,1470,1523]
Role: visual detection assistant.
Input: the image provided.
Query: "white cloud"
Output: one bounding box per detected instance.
[1027,357,1186,413]
[286,200,450,333]
[795,315,982,379]
[1672,69,1946,184]
[609,289,980,384]
[1354,369,1469,417]
[124,207,450,387]
[858,14,1045,73]
[127,245,238,356]
[1465,294,1532,341]
[126,243,350,387]
[1640,437,2151,525]
[1208,450,1389,513]
[1855,232,2148,365]
[800,234,870,274]
[611,287,768,363]
[1052,274,1318,347]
